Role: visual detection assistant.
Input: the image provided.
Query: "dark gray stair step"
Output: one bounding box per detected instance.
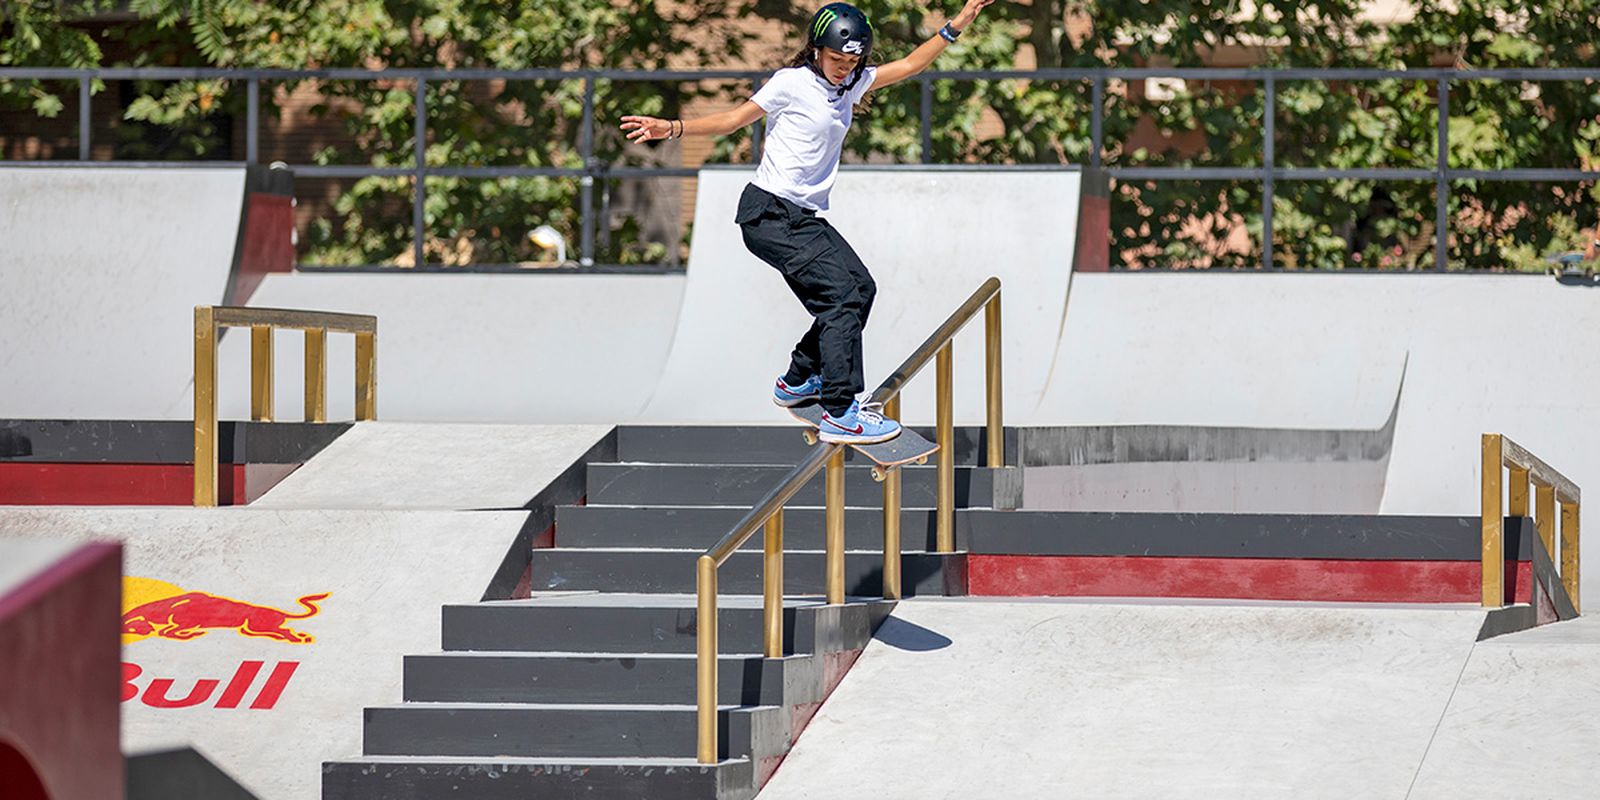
[586,462,1019,508]
[442,595,894,655]
[404,652,808,706]
[363,703,787,761]
[322,755,755,800]
[556,505,971,552]
[616,424,1012,466]
[531,549,965,596]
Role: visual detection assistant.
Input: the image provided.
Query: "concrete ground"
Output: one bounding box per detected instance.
[252,422,611,510]
[0,423,612,800]
[757,598,1600,800]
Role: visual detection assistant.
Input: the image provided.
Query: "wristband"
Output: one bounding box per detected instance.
[939,22,961,42]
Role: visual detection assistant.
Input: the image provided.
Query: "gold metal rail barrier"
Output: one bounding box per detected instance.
[193,306,378,506]
[695,276,1004,763]
[1481,433,1580,613]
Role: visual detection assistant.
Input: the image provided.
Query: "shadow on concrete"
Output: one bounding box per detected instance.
[872,615,952,652]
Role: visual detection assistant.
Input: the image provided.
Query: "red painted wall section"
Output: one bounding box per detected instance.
[0,463,299,506]
[1072,170,1111,272]
[228,192,295,307]
[968,555,1534,605]
[0,544,125,800]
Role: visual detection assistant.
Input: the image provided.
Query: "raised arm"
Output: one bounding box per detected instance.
[873,0,995,91]
[621,101,767,144]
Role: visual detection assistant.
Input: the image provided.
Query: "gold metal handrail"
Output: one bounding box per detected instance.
[1481,433,1580,612]
[193,306,377,506]
[696,276,1003,763]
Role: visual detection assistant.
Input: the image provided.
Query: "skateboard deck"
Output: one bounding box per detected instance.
[786,402,939,480]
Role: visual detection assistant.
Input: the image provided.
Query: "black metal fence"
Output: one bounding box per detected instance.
[3,66,1599,271]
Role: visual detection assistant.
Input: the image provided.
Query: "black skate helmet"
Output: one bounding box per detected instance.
[806,3,873,97]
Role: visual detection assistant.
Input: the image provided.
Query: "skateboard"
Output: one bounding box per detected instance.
[786,402,939,481]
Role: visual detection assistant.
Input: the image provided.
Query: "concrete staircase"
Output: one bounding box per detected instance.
[321,425,1014,799]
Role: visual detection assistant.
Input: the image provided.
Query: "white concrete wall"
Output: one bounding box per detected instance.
[0,168,241,418]
[1039,273,1600,517]
[642,167,1081,424]
[204,272,685,423]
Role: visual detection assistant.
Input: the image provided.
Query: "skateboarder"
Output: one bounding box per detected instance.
[622,0,995,444]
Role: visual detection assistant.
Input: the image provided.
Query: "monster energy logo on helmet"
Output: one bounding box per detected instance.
[806,2,874,96]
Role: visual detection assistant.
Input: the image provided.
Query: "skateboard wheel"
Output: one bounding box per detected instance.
[916,456,928,466]
[871,468,886,482]
[802,431,818,446]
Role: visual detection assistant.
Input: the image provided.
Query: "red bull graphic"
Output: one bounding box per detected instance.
[120,577,329,710]
[122,591,328,643]
[122,661,300,709]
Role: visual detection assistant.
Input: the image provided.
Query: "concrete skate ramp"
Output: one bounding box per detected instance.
[209,272,685,423]
[0,422,611,800]
[0,167,243,419]
[0,507,528,800]
[641,167,1081,423]
[252,421,612,510]
[1039,273,1600,523]
[758,599,1600,799]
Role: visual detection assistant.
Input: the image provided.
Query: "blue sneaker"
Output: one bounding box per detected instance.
[819,401,902,444]
[773,374,822,407]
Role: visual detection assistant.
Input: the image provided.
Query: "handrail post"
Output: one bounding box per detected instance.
[936,343,955,553]
[305,328,327,422]
[763,512,784,658]
[193,307,218,507]
[882,396,902,600]
[1561,501,1581,614]
[1537,484,1557,562]
[984,292,1003,468]
[251,326,274,421]
[355,330,378,420]
[1509,467,1529,517]
[1481,433,1504,608]
[696,555,718,764]
[825,448,846,604]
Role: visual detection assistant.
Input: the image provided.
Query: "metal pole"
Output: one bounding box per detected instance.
[355,331,377,420]
[580,76,596,266]
[246,78,259,164]
[250,326,274,421]
[882,396,902,600]
[825,448,846,604]
[413,77,427,269]
[936,344,955,553]
[193,307,218,507]
[1561,502,1580,615]
[763,512,784,658]
[695,555,717,764]
[304,328,327,422]
[1481,433,1504,608]
[1090,77,1103,169]
[1435,78,1450,271]
[1263,75,1275,270]
[984,293,1003,467]
[920,77,933,164]
[79,76,91,161]
[1537,485,1557,563]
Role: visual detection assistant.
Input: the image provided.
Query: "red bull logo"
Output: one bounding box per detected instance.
[121,577,329,645]
[120,577,330,711]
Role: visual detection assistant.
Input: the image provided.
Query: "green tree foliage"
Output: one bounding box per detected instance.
[4,1,1597,269]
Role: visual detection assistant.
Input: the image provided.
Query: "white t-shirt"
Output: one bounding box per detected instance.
[750,65,878,212]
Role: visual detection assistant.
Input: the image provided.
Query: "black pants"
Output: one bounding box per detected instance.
[736,183,877,415]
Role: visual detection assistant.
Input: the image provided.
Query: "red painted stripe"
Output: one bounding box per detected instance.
[968,555,1533,604]
[0,463,249,506]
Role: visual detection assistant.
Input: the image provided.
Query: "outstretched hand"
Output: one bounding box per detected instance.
[621,115,672,144]
[953,0,996,29]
